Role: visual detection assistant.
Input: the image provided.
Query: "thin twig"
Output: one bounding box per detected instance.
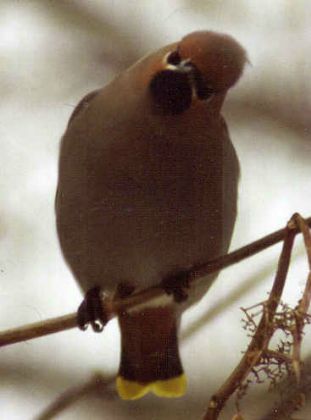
[203,214,297,420]
[264,349,292,365]
[0,314,77,347]
[295,215,311,316]
[0,215,310,347]
[289,215,311,386]
[35,374,115,420]
[260,357,311,420]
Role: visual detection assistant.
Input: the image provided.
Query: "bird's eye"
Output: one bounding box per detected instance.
[166,50,181,66]
[192,67,215,100]
[195,78,215,100]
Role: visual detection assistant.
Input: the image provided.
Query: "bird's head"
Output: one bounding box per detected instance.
[148,30,247,115]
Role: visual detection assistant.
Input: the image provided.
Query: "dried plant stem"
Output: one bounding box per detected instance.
[260,358,311,420]
[203,215,297,420]
[290,215,311,382]
[0,215,310,348]
[203,214,311,420]
[267,213,311,420]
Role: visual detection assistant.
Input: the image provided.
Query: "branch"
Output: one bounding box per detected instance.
[0,214,310,348]
[291,215,311,382]
[260,215,311,420]
[203,213,311,420]
[203,214,297,420]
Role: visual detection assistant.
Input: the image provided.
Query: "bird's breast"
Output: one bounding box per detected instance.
[57,94,238,293]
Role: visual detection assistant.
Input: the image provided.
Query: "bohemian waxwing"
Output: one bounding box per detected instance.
[56,30,246,400]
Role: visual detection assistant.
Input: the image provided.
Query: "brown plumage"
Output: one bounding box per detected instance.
[56,30,246,399]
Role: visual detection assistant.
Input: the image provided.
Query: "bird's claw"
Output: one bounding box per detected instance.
[161,271,191,303]
[77,286,108,332]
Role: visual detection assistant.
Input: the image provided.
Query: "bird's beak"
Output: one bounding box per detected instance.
[171,61,216,102]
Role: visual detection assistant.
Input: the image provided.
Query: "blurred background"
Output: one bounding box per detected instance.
[0,1,311,419]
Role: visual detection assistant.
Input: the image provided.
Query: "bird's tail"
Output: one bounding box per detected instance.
[116,305,186,400]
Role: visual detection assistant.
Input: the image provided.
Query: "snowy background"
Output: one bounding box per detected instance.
[0,1,311,419]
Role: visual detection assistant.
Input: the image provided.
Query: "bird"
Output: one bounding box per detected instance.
[55,30,246,400]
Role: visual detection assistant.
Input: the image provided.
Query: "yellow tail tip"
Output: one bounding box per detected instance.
[116,376,151,400]
[152,374,187,398]
[116,374,187,400]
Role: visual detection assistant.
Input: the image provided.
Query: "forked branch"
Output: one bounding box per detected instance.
[204,213,311,420]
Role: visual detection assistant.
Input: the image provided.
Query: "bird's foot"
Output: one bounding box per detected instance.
[162,271,191,303]
[77,286,108,332]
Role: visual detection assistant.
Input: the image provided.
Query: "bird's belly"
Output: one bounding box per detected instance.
[57,155,235,294]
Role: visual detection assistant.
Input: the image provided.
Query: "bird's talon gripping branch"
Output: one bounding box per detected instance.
[162,271,191,303]
[77,286,108,332]
[92,320,104,333]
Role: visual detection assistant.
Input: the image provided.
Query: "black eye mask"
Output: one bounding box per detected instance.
[190,65,215,100]
[149,51,216,115]
[149,69,193,115]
